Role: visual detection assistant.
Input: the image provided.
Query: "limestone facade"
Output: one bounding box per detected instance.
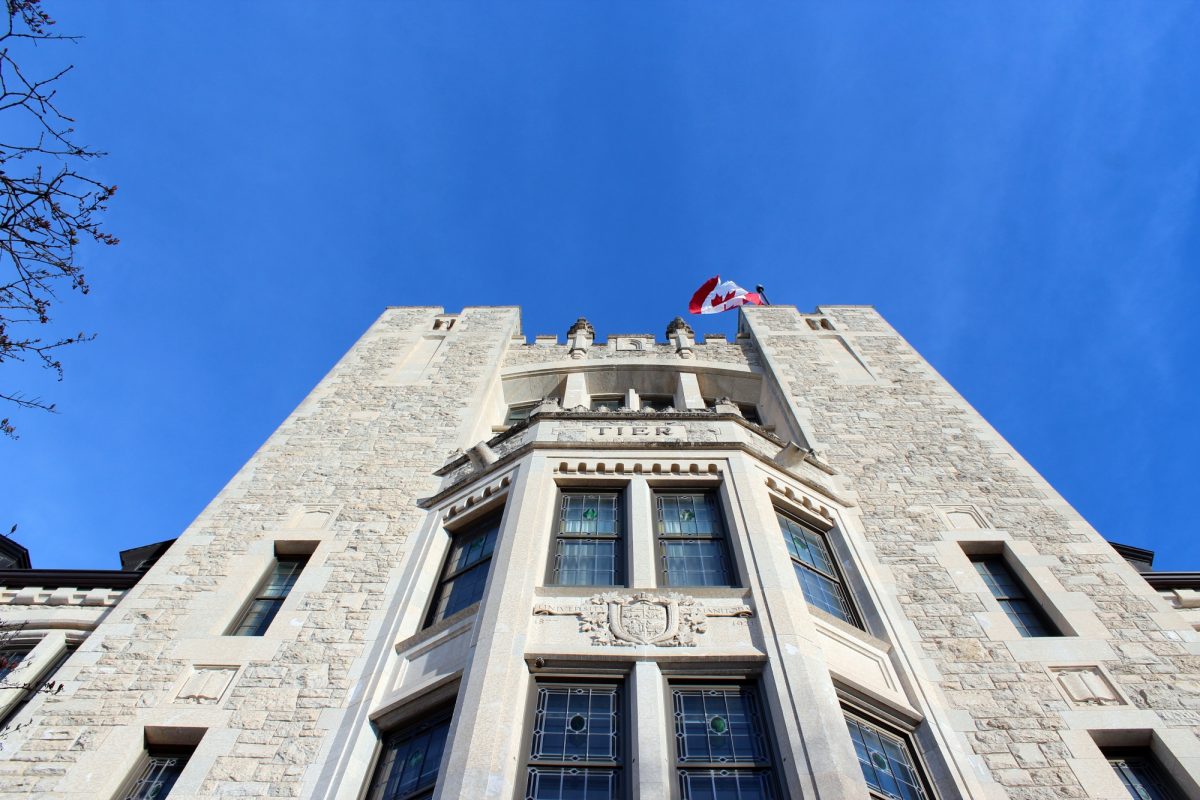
[1,304,1197,799]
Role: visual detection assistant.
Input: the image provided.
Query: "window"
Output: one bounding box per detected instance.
[844,714,931,800]
[639,395,674,412]
[672,684,778,799]
[551,492,624,586]
[1106,749,1185,800]
[505,403,539,427]
[230,555,309,636]
[0,644,74,731]
[120,747,193,800]
[366,709,453,800]
[0,645,30,682]
[655,492,734,587]
[524,682,623,800]
[425,513,501,627]
[970,556,1059,637]
[776,512,860,627]
[590,396,623,412]
[737,404,761,425]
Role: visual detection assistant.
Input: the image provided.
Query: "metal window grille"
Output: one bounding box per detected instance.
[121,748,192,800]
[844,714,931,800]
[1106,751,1184,800]
[366,711,453,800]
[672,685,777,799]
[776,513,860,627]
[230,555,309,636]
[970,556,1058,637]
[425,514,502,627]
[552,493,623,586]
[525,683,622,800]
[655,492,734,587]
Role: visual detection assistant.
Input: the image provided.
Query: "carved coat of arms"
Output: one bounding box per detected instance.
[535,592,751,647]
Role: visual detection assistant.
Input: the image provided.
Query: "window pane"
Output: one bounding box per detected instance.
[368,714,452,800]
[560,495,619,536]
[793,564,854,623]
[531,686,620,763]
[590,397,622,411]
[261,557,306,599]
[1109,756,1183,800]
[430,562,490,622]
[554,540,619,586]
[776,515,836,576]
[446,523,499,577]
[661,540,731,587]
[678,769,774,800]
[123,752,190,800]
[971,557,1058,637]
[673,688,768,765]
[526,767,620,800]
[0,647,30,682]
[656,495,718,537]
[845,715,929,800]
[231,598,284,637]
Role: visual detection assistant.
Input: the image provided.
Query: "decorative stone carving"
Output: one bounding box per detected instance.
[666,317,695,358]
[175,666,237,705]
[1049,666,1125,706]
[534,592,752,647]
[566,318,595,359]
[936,504,988,530]
[289,504,341,530]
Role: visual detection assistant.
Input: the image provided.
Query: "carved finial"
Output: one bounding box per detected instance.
[567,317,596,338]
[666,316,694,339]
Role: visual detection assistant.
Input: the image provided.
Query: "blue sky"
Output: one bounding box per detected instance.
[2,2,1197,570]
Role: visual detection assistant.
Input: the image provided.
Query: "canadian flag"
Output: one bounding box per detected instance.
[688,276,764,315]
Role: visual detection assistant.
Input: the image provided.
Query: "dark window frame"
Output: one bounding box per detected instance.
[589,395,624,412]
[775,510,862,628]
[638,395,675,412]
[548,489,627,588]
[969,555,1060,637]
[366,706,455,800]
[843,711,934,800]
[669,681,782,800]
[229,554,310,637]
[653,490,737,588]
[424,511,504,629]
[1104,747,1186,800]
[522,679,627,800]
[120,745,195,800]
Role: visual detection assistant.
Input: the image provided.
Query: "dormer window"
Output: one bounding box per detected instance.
[638,395,674,412]
[590,396,623,412]
[504,403,539,427]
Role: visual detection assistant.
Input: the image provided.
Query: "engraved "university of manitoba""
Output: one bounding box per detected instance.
[533,591,752,647]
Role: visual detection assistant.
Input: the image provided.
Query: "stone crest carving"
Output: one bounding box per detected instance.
[534,592,752,647]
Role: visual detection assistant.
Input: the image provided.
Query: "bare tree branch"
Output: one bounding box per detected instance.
[0,0,117,438]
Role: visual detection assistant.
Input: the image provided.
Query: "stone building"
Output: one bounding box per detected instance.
[1,304,1197,800]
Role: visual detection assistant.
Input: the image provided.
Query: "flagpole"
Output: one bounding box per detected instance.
[756,285,771,305]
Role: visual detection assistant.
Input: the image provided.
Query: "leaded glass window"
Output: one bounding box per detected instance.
[121,748,192,800]
[845,714,930,800]
[776,512,860,627]
[366,710,453,800]
[1106,750,1184,800]
[525,683,622,800]
[552,492,623,586]
[970,556,1059,637]
[0,646,30,682]
[655,492,734,587]
[672,685,777,799]
[425,513,502,627]
[230,555,309,636]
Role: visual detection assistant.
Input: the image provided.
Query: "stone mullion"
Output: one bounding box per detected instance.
[435,454,552,799]
[722,453,869,798]
[628,476,657,589]
[630,660,670,797]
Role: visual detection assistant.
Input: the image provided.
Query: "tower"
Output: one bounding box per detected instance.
[1,304,1196,799]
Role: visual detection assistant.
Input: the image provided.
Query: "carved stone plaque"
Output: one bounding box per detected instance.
[175,666,237,705]
[534,592,751,647]
[1049,666,1124,707]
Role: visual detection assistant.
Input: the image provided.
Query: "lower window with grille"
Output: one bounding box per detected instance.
[671,683,779,800]
[1104,748,1185,800]
[120,746,194,800]
[524,681,624,800]
[844,712,933,800]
